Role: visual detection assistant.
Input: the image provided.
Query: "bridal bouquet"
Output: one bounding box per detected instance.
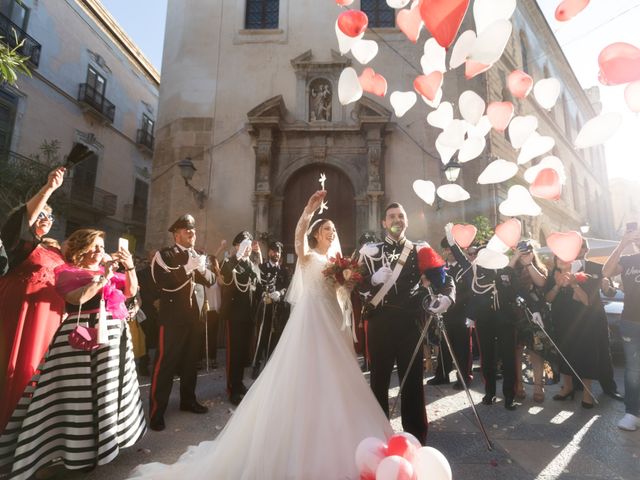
[322,253,365,286]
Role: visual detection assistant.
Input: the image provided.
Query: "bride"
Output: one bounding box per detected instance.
[130,190,393,479]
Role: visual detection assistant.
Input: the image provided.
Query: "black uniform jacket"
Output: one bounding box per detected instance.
[220,256,258,321]
[256,261,290,299]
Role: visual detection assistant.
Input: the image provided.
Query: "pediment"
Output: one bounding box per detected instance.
[354,96,392,122]
[247,95,287,123]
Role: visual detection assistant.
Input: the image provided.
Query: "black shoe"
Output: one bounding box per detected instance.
[504,398,517,411]
[251,366,260,380]
[149,417,165,431]
[238,383,248,395]
[427,376,450,386]
[581,400,594,409]
[552,390,575,401]
[605,391,624,402]
[229,393,244,406]
[452,381,464,390]
[482,395,496,405]
[180,401,208,414]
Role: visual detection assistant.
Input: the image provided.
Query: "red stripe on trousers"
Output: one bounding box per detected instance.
[150,325,165,418]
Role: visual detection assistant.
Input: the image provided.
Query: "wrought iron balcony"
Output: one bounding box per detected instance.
[60,182,117,217]
[0,13,41,67]
[136,129,154,151]
[78,83,116,123]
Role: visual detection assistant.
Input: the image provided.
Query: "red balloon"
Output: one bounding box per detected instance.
[386,434,416,461]
[465,60,491,79]
[624,81,640,113]
[555,0,590,22]
[495,218,522,248]
[337,10,368,38]
[507,70,533,99]
[359,68,388,97]
[451,224,477,249]
[598,42,640,86]
[529,168,562,200]
[547,231,583,263]
[397,4,423,44]
[335,0,354,5]
[413,71,443,101]
[486,102,514,132]
[419,0,470,49]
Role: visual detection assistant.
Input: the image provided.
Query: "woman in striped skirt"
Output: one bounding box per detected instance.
[0,229,146,479]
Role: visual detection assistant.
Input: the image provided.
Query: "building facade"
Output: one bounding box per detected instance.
[148,0,613,260]
[0,0,159,253]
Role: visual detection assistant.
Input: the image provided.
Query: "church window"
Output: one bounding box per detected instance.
[361,0,395,28]
[245,0,279,29]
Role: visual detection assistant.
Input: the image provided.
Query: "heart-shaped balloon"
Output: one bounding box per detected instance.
[435,137,457,165]
[397,3,424,43]
[524,156,566,184]
[351,39,379,65]
[517,132,555,165]
[475,248,509,269]
[419,0,470,49]
[450,30,476,69]
[427,101,454,129]
[387,0,411,7]
[458,136,486,163]
[414,72,443,101]
[412,179,436,206]
[529,168,562,200]
[486,234,510,253]
[574,112,622,148]
[598,42,640,85]
[507,70,533,99]
[547,231,583,262]
[452,224,477,248]
[465,60,491,79]
[508,115,538,149]
[336,0,354,5]
[359,68,388,97]
[486,101,514,132]
[437,184,470,203]
[534,78,561,110]
[468,19,513,65]
[337,10,369,38]
[495,218,522,248]
[420,88,443,109]
[473,0,516,34]
[625,81,640,113]
[390,91,417,117]
[421,38,447,74]
[499,185,542,217]
[477,159,518,185]
[555,0,590,22]
[335,20,363,54]
[466,115,492,138]
[459,90,486,126]
[338,67,363,105]
[438,119,467,149]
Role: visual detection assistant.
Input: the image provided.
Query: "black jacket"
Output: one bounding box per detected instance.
[220,256,259,322]
[256,261,290,299]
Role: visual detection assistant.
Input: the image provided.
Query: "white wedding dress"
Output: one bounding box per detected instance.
[130,250,393,480]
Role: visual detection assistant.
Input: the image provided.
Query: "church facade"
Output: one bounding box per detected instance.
[147,0,614,259]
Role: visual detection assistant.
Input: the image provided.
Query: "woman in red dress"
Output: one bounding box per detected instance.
[0,167,66,432]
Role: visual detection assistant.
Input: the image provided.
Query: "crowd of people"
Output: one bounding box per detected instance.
[0,169,638,479]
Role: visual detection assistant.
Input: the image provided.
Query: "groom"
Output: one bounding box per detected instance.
[360,203,455,444]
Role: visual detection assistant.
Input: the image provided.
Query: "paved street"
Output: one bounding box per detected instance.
[60,356,640,480]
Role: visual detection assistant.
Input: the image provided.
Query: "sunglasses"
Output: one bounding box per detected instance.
[37,211,54,222]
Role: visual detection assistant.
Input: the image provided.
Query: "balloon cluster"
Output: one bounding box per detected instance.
[355,433,451,480]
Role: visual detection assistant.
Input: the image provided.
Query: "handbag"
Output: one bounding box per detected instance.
[68,301,100,351]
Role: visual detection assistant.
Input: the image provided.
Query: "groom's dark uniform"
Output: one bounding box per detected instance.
[361,235,455,444]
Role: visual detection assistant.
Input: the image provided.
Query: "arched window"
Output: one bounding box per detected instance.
[361,0,395,28]
[245,0,279,29]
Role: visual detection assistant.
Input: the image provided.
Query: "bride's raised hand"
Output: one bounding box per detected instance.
[304,190,326,214]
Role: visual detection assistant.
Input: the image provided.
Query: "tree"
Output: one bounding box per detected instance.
[471,215,494,245]
[0,31,31,85]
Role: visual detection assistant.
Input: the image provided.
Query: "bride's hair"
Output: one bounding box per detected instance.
[307,218,332,248]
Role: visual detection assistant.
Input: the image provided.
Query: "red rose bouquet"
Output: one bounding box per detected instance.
[322,252,365,286]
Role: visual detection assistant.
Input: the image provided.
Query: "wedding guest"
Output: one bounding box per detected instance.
[0,167,66,432]
[0,229,146,479]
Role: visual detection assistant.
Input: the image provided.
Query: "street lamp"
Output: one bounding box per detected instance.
[178,157,207,209]
[443,158,462,183]
[580,223,590,235]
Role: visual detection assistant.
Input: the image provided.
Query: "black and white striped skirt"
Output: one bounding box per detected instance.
[0,312,147,479]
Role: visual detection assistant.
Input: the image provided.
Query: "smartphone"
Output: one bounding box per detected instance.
[626,222,638,233]
[516,240,532,252]
[118,237,129,252]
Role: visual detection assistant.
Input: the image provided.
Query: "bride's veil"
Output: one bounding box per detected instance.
[285,218,342,308]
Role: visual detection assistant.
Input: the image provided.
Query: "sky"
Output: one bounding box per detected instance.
[101,0,640,181]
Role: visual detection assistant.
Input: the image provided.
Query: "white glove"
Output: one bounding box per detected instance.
[184,253,201,274]
[465,318,476,328]
[531,312,544,329]
[269,291,281,302]
[444,222,455,246]
[371,266,393,286]
[427,294,452,315]
[236,239,252,260]
[196,254,207,273]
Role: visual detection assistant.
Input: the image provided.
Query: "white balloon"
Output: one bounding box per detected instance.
[524,156,566,184]
[450,30,476,70]
[467,115,492,138]
[499,185,542,217]
[412,179,436,205]
[517,132,555,165]
[534,78,561,110]
[351,39,379,65]
[390,91,417,117]
[355,437,386,477]
[437,184,470,203]
[469,19,513,65]
[459,90,486,126]
[475,248,510,269]
[421,88,443,109]
[412,447,452,480]
[473,0,517,35]
[487,234,510,253]
[438,119,468,149]
[421,38,447,74]
[574,112,623,148]
[335,20,364,55]
[427,101,454,130]
[477,159,518,184]
[459,136,486,163]
[435,137,457,165]
[386,0,411,7]
[376,456,414,480]
[508,115,538,149]
[338,67,363,105]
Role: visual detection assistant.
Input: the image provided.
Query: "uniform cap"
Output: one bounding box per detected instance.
[232,230,253,246]
[169,214,196,232]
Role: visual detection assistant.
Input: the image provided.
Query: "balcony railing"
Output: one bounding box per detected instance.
[123,203,147,224]
[61,182,117,217]
[78,83,116,123]
[0,13,41,67]
[136,129,154,151]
